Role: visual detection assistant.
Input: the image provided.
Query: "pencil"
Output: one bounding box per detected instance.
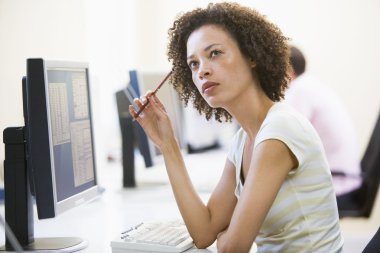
[133,70,173,119]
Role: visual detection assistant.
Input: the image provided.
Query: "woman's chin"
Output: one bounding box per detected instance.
[204,97,221,108]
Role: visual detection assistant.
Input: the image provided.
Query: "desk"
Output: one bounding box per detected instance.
[0,151,257,253]
[0,152,220,253]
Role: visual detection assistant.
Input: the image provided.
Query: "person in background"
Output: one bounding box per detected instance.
[285,45,362,197]
[130,3,343,252]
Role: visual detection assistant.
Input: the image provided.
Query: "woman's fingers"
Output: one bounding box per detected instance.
[129,104,138,119]
[150,94,166,112]
[128,91,166,120]
[129,97,145,120]
[134,97,144,108]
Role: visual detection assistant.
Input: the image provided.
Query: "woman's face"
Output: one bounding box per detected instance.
[186,24,255,108]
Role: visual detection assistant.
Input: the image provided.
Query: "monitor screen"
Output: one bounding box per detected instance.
[0,58,100,251]
[26,59,99,219]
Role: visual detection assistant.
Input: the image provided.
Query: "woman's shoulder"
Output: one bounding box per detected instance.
[262,102,311,131]
[257,102,322,152]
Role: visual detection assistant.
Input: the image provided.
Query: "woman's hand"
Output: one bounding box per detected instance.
[129,92,176,151]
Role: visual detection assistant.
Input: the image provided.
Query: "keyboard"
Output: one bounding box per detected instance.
[111,221,194,253]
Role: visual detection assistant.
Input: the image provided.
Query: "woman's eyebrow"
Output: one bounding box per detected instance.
[187,43,222,60]
[204,43,221,52]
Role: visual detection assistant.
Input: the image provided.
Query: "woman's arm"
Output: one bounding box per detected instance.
[130,93,238,248]
[217,139,298,253]
[162,142,238,248]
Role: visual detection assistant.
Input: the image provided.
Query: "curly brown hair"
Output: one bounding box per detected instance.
[167,2,290,122]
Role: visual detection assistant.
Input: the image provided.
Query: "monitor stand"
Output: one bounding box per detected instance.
[0,127,87,252]
[0,238,87,252]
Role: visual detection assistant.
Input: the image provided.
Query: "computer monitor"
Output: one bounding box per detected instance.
[125,71,155,168]
[1,58,100,252]
[115,83,153,188]
[129,70,186,161]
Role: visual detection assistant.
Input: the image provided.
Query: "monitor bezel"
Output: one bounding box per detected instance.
[26,58,99,219]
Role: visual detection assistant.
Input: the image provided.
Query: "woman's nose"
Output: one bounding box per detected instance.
[198,62,211,80]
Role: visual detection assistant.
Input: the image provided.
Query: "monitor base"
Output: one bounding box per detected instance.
[0,237,88,252]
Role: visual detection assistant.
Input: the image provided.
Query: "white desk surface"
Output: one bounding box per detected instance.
[1,148,375,253]
[0,152,228,253]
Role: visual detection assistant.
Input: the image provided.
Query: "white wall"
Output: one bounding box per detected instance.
[253,0,380,154]
[0,0,88,182]
[1,0,380,182]
[133,0,380,154]
[83,0,138,169]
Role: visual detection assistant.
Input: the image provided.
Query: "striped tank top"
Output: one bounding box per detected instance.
[227,102,343,252]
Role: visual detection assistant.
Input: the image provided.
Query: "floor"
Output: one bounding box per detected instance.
[101,148,380,253]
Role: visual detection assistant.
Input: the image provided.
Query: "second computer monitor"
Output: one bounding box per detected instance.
[128,70,186,162]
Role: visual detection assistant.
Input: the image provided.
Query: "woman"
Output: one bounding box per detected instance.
[130,2,343,253]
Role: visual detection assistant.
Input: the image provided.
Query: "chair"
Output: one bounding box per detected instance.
[362,227,380,253]
[337,111,380,218]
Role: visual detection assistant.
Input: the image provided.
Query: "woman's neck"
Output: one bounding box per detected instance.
[228,90,274,140]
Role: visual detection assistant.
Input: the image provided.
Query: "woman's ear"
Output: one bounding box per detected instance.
[249,57,256,68]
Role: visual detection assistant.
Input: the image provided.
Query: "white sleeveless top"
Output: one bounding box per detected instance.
[227,102,343,253]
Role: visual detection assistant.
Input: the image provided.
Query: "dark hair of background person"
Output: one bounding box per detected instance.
[290,46,306,77]
[167,2,290,122]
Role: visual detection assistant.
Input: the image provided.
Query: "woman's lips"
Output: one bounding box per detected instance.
[202,81,219,94]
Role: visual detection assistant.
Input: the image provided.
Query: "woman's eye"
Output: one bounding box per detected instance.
[210,50,222,58]
[188,61,199,70]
